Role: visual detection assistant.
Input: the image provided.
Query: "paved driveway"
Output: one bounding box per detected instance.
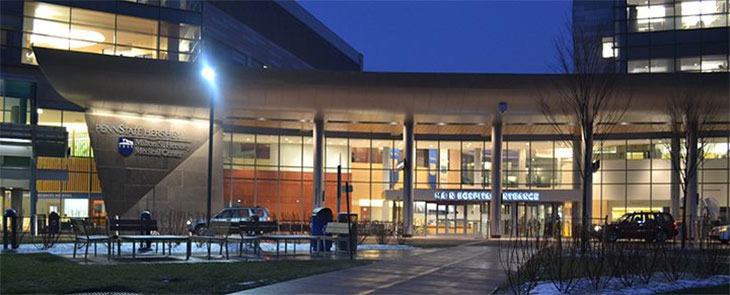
[235,243,505,295]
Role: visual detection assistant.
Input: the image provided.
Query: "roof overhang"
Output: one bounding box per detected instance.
[35,48,729,125]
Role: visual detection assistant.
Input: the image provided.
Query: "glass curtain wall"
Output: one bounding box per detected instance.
[621,0,730,73]
[626,0,728,32]
[324,137,403,223]
[21,1,201,64]
[593,137,729,223]
[122,0,203,11]
[223,133,313,223]
[415,139,574,190]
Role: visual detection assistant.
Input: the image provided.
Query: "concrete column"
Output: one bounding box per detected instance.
[489,118,503,238]
[10,189,23,217]
[29,93,38,235]
[572,137,582,190]
[313,117,324,208]
[403,120,415,236]
[670,136,681,219]
[687,122,699,239]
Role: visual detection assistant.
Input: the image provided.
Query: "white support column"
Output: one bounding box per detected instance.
[490,117,503,238]
[403,120,415,236]
[313,117,324,208]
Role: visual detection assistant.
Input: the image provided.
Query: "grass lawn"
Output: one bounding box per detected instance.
[660,284,730,294]
[1,254,369,294]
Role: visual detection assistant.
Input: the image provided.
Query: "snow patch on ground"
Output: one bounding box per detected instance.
[528,274,730,295]
[356,244,419,250]
[5,242,419,256]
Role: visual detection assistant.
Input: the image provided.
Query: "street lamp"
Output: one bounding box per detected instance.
[201,65,216,226]
[201,66,216,83]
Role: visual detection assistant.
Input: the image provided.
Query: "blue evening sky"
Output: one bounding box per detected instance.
[298,1,572,73]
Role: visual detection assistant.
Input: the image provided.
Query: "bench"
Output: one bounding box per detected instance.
[108,219,164,257]
[229,221,278,257]
[191,221,238,259]
[318,222,354,255]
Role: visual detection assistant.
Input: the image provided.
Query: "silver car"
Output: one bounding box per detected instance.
[709,224,729,244]
[187,207,271,235]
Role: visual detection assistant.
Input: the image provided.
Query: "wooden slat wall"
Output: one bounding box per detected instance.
[36,157,101,193]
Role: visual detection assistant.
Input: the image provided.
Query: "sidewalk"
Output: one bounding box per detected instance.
[234,243,505,295]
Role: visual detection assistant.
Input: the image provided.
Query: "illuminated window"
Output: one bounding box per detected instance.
[21,1,200,64]
[701,55,729,72]
[627,0,728,32]
[602,37,616,58]
[628,59,650,73]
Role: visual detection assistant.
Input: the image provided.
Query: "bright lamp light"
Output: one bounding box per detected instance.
[201,66,216,83]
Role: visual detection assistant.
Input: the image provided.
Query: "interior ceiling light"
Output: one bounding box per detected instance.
[30,19,105,49]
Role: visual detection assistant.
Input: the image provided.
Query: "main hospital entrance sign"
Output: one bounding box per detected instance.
[95,123,192,158]
[433,190,540,202]
[386,188,580,203]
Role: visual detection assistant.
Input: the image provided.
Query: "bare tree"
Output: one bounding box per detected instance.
[666,83,719,248]
[537,22,630,251]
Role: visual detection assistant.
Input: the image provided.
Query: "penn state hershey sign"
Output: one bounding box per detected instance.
[95,124,192,158]
[433,190,540,202]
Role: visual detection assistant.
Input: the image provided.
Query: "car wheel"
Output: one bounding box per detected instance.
[655,231,667,243]
[195,225,207,236]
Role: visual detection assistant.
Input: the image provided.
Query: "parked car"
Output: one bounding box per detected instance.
[709,224,729,244]
[594,212,678,242]
[187,207,271,235]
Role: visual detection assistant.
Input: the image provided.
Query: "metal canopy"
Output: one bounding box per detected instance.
[34,47,729,125]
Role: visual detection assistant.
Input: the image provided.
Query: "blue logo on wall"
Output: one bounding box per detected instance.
[118,137,134,156]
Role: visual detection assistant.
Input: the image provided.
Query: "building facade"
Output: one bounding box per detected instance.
[574,0,729,73]
[0,0,361,225]
[2,1,728,239]
[28,47,730,237]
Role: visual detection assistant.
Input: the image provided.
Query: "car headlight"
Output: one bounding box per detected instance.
[186,220,192,225]
[594,225,602,232]
[720,227,728,232]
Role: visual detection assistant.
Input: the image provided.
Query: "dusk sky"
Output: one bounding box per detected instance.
[298,1,572,73]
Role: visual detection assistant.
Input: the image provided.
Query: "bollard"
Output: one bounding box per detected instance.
[48,212,60,234]
[140,211,152,251]
[3,209,18,252]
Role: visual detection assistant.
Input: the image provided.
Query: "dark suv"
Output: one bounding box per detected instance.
[594,212,678,242]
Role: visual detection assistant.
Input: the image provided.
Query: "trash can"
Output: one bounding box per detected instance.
[310,207,333,251]
[337,213,358,252]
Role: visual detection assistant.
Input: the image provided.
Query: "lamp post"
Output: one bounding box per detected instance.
[201,66,215,225]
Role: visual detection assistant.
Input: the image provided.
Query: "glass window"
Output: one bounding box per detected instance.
[63,111,90,157]
[38,108,62,126]
[70,8,114,28]
[628,60,650,73]
[24,1,70,22]
[679,56,702,72]
[650,58,674,72]
[602,37,616,58]
[117,15,158,35]
[701,55,729,72]
[21,1,200,64]
[326,138,348,169]
[530,141,554,188]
